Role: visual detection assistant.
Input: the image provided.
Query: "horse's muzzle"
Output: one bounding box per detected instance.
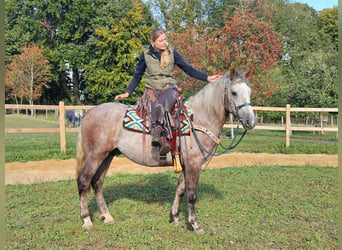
[238,109,257,130]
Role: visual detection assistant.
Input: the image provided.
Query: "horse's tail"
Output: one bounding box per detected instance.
[76,127,86,179]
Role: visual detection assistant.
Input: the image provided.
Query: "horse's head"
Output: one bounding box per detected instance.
[225,68,256,130]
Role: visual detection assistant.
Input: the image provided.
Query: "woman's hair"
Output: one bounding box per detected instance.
[151,29,165,42]
[151,28,169,69]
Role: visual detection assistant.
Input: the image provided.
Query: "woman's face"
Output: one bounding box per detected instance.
[152,33,167,52]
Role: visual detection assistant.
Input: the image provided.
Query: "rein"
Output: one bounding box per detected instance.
[186,114,247,157]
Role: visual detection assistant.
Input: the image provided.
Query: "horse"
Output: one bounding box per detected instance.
[66,110,83,127]
[76,68,256,234]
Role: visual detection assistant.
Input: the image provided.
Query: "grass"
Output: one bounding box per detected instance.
[5,166,337,249]
[226,129,337,155]
[5,115,77,162]
[5,115,338,163]
[5,132,77,162]
[5,114,60,128]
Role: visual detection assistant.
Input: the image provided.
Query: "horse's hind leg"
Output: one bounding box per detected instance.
[170,171,185,227]
[77,158,99,229]
[77,151,114,229]
[91,151,116,225]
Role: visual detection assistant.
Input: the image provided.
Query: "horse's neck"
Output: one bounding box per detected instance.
[187,85,227,135]
[191,106,226,134]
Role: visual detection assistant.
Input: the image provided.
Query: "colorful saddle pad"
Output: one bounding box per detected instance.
[122,102,193,135]
[123,106,150,133]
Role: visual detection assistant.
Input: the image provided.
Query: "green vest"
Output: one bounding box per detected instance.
[144,47,177,91]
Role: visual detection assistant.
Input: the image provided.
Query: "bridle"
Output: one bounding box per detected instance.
[224,76,252,117]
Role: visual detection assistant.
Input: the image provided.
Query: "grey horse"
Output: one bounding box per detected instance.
[76,69,256,234]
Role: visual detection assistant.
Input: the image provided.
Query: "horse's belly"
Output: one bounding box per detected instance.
[120,148,173,167]
[117,132,173,167]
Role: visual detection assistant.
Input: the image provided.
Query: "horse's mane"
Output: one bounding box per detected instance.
[187,71,248,117]
[188,73,228,116]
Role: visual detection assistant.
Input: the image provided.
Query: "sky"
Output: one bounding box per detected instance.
[289,0,338,11]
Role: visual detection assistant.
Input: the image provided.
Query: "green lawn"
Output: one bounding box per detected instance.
[5,166,337,249]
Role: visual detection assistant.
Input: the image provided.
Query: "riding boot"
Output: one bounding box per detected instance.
[151,125,163,147]
[151,125,162,160]
[151,124,170,159]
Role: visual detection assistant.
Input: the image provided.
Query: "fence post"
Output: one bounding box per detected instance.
[285,104,291,147]
[59,101,66,153]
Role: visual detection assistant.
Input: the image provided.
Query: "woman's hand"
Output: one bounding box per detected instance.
[207,74,222,83]
[114,92,130,100]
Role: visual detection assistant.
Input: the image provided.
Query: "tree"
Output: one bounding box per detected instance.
[237,0,337,108]
[168,3,283,105]
[36,0,97,104]
[5,0,41,63]
[5,0,92,104]
[149,0,200,31]
[148,0,239,31]
[266,1,337,107]
[206,0,240,28]
[318,7,338,50]
[5,45,52,111]
[287,48,337,107]
[83,1,153,104]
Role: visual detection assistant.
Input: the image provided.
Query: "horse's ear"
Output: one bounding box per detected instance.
[245,66,255,79]
[230,68,236,81]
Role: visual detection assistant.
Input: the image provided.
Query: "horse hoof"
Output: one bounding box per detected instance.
[100,213,114,224]
[82,216,93,230]
[194,228,205,235]
[172,220,183,228]
[104,218,114,224]
[82,223,93,230]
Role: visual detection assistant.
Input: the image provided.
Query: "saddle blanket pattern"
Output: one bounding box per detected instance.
[123,106,150,133]
[123,103,192,135]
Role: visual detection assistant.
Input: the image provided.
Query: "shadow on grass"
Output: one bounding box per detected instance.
[88,172,223,218]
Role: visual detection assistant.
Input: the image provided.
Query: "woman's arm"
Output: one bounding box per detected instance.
[174,49,221,82]
[115,52,146,100]
[174,50,208,81]
[126,53,146,94]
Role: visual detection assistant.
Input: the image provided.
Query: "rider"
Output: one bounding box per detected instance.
[115,28,221,158]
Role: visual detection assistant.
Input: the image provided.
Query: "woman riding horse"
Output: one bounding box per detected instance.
[115,29,221,158]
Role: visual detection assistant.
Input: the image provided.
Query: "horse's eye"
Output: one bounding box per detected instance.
[232,91,237,96]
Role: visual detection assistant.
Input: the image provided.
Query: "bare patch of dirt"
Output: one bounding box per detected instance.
[5,153,337,185]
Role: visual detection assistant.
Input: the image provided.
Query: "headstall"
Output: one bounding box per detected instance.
[224,77,252,117]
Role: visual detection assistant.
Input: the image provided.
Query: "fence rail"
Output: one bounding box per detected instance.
[5,102,338,152]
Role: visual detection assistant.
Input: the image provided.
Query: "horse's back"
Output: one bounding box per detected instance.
[83,102,127,124]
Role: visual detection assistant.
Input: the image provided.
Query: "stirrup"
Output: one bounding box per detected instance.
[159,136,170,155]
[159,144,170,155]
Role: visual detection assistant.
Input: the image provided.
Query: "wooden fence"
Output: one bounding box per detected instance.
[224,104,338,147]
[5,102,338,152]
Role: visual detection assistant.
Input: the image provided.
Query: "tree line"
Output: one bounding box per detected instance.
[5,0,337,108]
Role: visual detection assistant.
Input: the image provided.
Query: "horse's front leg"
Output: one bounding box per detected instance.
[185,164,204,234]
[170,171,185,227]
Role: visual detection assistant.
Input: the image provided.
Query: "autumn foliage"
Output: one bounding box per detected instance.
[169,3,283,105]
[5,45,52,105]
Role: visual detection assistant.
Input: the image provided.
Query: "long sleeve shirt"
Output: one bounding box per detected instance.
[126,45,208,94]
